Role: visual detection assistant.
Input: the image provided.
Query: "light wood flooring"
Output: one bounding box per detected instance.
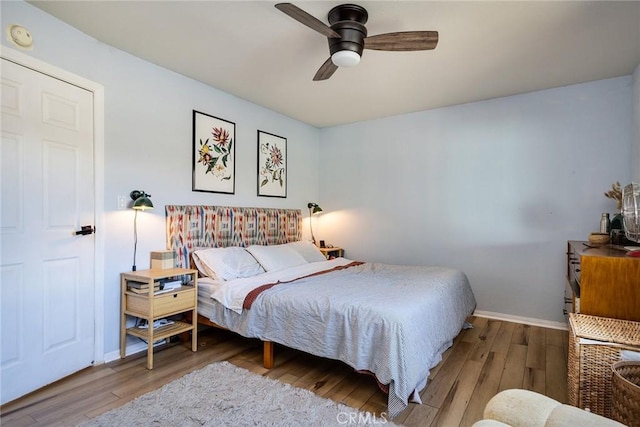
[1,316,568,426]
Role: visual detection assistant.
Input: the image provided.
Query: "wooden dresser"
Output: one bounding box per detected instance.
[566,241,640,321]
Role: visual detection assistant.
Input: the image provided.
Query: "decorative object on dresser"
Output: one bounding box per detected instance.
[567,313,640,419]
[600,212,611,234]
[192,110,235,194]
[605,181,624,232]
[79,361,396,427]
[120,268,198,369]
[566,241,640,322]
[588,232,609,245]
[257,130,287,198]
[130,190,153,271]
[622,182,640,255]
[605,181,623,210]
[307,202,322,245]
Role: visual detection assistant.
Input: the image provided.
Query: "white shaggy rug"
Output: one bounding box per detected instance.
[80,361,395,426]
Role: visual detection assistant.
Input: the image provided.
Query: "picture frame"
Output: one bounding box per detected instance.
[192,110,235,194]
[257,130,287,198]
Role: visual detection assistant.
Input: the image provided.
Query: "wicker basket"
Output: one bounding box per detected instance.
[611,361,640,427]
[567,313,640,418]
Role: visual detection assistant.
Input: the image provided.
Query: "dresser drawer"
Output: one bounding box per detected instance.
[566,241,640,321]
[568,246,581,284]
[126,288,195,318]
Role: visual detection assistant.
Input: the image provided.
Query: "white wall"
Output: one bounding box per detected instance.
[318,77,634,323]
[2,0,637,355]
[1,1,320,356]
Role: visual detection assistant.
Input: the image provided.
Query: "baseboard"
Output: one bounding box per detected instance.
[474,310,568,331]
[104,341,150,363]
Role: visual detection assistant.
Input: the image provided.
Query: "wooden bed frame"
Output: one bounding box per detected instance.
[197,314,275,368]
[166,205,301,369]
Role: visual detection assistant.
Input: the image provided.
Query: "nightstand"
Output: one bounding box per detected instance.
[120,268,198,369]
[318,246,344,259]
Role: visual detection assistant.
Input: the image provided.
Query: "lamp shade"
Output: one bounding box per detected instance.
[130,190,154,210]
[308,202,322,214]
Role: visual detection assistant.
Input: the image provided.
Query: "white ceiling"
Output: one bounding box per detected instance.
[29,1,640,128]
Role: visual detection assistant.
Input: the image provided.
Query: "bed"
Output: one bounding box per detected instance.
[166,205,477,418]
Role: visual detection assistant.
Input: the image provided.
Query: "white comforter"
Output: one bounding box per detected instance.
[205,258,476,418]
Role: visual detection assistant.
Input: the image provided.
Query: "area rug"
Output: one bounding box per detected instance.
[80,361,395,426]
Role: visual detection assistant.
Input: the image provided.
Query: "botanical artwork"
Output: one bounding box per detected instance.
[193,110,235,194]
[257,130,287,198]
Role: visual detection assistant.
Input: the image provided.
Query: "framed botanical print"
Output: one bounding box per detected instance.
[192,110,235,194]
[257,130,287,198]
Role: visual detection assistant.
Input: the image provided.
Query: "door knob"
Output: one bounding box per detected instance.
[74,225,95,235]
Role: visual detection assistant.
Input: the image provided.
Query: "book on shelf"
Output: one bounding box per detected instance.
[157,278,182,288]
[128,285,160,294]
[127,280,152,289]
[126,276,190,295]
[128,278,181,287]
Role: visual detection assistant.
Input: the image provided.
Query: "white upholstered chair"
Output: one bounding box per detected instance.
[472,389,625,427]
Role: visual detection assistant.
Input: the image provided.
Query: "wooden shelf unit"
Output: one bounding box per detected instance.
[120,268,198,369]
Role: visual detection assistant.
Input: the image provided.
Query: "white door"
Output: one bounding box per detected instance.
[1,58,95,404]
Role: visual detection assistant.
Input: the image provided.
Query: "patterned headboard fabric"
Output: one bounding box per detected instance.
[165,205,302,268]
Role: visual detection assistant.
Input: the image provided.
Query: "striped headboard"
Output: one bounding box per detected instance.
[165,205,302,268]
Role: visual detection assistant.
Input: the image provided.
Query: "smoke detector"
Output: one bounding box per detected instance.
[7,24,33,50]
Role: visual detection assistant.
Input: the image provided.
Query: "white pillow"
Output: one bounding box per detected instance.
[287,241,327,263]
[246,244,308,272]
[191,248,215,278]
[192,247,264,281]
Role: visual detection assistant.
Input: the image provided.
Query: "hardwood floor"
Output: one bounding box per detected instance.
[1,316,568,426]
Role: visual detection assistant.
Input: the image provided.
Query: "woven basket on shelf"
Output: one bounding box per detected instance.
[611,361,640,427]
[567,313,640,418]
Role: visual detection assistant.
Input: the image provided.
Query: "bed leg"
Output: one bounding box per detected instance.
[263,341,274,369]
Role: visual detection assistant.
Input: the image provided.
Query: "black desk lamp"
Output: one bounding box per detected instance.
[131,190,153,271]
[307,202,322,245]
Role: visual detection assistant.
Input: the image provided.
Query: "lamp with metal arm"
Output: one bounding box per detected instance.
[307,202,323,245]
[130,190,153,271]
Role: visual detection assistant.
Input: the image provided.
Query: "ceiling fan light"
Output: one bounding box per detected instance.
[331,50,360,67]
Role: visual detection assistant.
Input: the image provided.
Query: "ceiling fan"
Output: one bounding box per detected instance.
[275,3,439,81]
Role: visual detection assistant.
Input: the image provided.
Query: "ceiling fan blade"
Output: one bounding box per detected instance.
[364,31,439,51]
[275,3,341,39]
[313,57,338,81]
